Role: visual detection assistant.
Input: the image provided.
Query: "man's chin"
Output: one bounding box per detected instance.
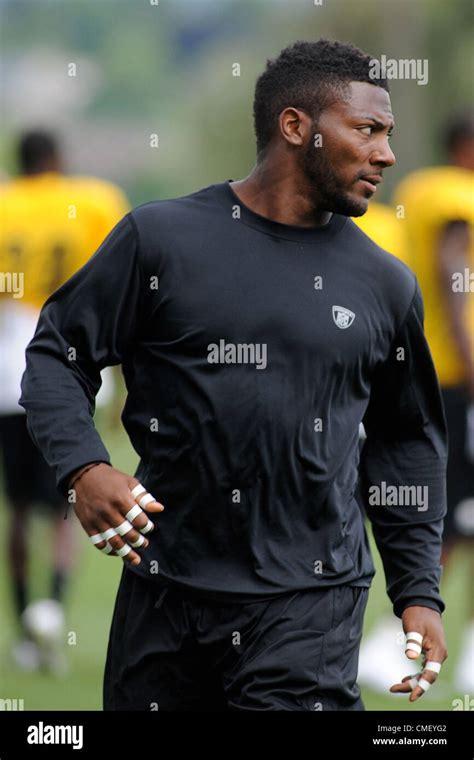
[325,195,369,217]
[349,201,369,217]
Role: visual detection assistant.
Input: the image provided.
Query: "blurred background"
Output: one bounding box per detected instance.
[0,0,472,711]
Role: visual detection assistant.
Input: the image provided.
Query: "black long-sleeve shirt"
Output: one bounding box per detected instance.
[19,180,447,617]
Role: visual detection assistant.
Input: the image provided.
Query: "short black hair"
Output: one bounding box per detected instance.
[17,130,59,174]
[443,112,474,154]
[253,39,389,154]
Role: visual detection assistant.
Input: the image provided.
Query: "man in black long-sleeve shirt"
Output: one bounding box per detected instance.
[19,39,448,711]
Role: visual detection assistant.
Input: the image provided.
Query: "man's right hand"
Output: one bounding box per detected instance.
[70,463,165,566]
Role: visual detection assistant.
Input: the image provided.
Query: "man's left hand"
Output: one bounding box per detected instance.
[389,606,448,702]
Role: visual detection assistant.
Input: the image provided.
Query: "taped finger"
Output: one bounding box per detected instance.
[130,534,146,548]
[405,641,423,656]
[138,492,156,509]
[89,533,106,546]
[417,677,432,693]
[126,504,143,522]
[115,544,132,558]
[102,527,118,542]
[130,484,147,500]
[115,519,134,537]
[405,631,423,645]
[140,518,154,535]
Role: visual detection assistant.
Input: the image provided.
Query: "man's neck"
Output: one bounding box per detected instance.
[229,163,333,228]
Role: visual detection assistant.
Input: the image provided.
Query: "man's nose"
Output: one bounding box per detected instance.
[371,140,396,168]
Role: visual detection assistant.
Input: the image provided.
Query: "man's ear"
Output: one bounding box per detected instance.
[279,107,312,147]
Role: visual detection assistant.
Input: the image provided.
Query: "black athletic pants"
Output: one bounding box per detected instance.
[104,567,369,711]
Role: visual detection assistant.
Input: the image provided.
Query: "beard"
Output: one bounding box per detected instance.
[301,133,369,217]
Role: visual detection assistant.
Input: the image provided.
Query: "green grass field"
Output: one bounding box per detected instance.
[0,417,469,711]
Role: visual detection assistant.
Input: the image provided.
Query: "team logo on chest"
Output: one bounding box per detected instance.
[332,305,355,329]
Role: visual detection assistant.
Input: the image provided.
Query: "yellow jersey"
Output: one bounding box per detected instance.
[0,171,129,310]
[353,200,408,265]
[393,166,474,387]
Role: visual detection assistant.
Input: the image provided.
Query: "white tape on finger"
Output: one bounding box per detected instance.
[140,519,154,535]
[130,535,145,548]
[138,493,156,509]
[89,533,105,546]
[126,505,143,522]
[405,642,422,656]
[130,484,146,499]
[408,676,420,690]
[405,631,423,645]
[115,520,133,537]
[424,661,441,674]
[100,542,113,555]
[116,544,131,558]
[417,677,431,692]
[102,527,117,541]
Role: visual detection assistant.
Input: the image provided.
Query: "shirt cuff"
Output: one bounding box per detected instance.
[395,597,445,618]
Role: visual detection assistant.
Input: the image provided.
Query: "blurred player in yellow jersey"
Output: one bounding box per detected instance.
[352,199,408,265]
[359,115,474,694]
[0,131,129,671]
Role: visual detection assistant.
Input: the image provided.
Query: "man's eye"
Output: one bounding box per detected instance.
[359,126,373,136]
